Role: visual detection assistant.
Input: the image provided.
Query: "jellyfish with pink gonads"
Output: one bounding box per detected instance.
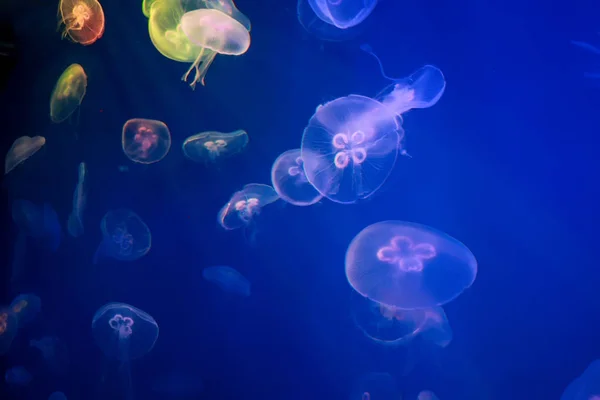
[218,183,279,230]
[271,148,323,206]
[122,118,171,164]
[59,0,105,46]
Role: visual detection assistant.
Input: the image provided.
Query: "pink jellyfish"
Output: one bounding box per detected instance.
[122,118,171,164]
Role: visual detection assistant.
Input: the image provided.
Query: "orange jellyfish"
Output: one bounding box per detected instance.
[50,64,87,123]
[59,0,105,46]
[0,307,18,355]
[122,118,172,164]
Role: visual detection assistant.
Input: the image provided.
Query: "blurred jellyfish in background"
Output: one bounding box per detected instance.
[351,372,399,400]
[346,221,477,310]
[218,183,279,230]
[4,136,46,175]
[49,63,87,123]
[92,303,159,400]
[203,266,251,296]
[417,390,439,400]
[10,293,41,327]
[30,336,70,375]
[0,307,18,355]
[48,392,67,400]
[152,371,204,396]
[297,0,363,42]
[93,209,151,264]
[571,37,600,79]
[271,148,324,206]
[5,366,32,386]
[58,0,105,45]
[307,0,378,29]
[67,162,87,238]
[182,130,248,164]
[122,118,172,164]
[561,359,600,399]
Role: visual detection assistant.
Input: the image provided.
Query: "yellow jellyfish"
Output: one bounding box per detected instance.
[49,64,87,123]
[5,136,46,175]
[142,0,158,18]
[59,0,105,46]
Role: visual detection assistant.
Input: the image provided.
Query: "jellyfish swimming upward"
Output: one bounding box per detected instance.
[49,63,87,123]
[59,0,105,45]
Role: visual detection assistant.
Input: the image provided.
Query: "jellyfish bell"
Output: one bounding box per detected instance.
[418,391,440,400]
[0,307,18,355]
[182,0,251,31]
[297,0,363,42]
[301,94,402,204]
[218,183,279,230]
[182,130,248,163]
[5,136,46,175]
[307,0,378,30]
[59,0,105,45]
[180,8,251,88]
[346,221,477,310]
[203,266,251,296]
[50,63,87,123]
[93,209,151,264]
[122,118,171,164]
[10,293,41,326]
[271,148,323,206]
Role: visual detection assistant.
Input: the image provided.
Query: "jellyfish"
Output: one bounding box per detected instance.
[0,308,18,355]
[48,392,68,400]
[296,0,363,42]
[10,293,41,326]
[182,129,248,163]
[345,221,477,310]
[218,183,279,230]
[561,359,600,399]
[122,118,171,164]
[5,366,32,386]
[351,372,398,400]
[180,8,251,88]
[49,63,87,123]
[93,209,151,264]
[271,148,323,206]
[142,0,158,17]
[191,0,251,31]
[203,266,251,296]
[418,391,439,400]
[92,303,159,400]
[572,36,600,79]
[5,136,46,175]
[67,162,87,237]
[59,0,105,45]
[30,337,70,375]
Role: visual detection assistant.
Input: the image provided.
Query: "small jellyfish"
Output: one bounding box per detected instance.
[217,183,279,230]
[270,148,323,206]
[48,392,68,400]
[30,337,69,375]
[122,118,172,164]
[561,359,600,399]
[93,209,151,264]
[307,0,378,29]
[59,0,105,45]
[418,391,439,400]
[351,372,398,400]
[10,293,41,326]
[346,221,477,310]
[67,162,87,237]
[182,130,248,163]
[49,63,87,123]
[5,366,32,386]
[301,94,402,203]
[203,266,251,296]
[0,308,18,355]
[5,136,46,175]
[180,8,251,88]
[296,0,363,42]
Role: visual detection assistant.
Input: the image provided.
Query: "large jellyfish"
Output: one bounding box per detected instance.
[122,118,171,164]
[217,183,279,230]
[203,266,251,296]
[92,302,159,400]
[307,0,378,29]
[271,148,323,206]
[0,307,18,355]
[345,221,477,310]
[93,209,152,264]
[10,293,41,326]
[189,0,251,31]
[59,0,105,45]
[561,359,600,399]
[49,64,87,123]
[30,336,69,375]
[5,136,46,175]
[182,130,248,163]
[142,0,158,17]
[67,162,87,237]
[180,8,251,88]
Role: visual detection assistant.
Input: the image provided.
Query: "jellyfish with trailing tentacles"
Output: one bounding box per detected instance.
[93,209,151,264]
[92,302,159,400]
[59,0,105,45]
[122,119,171,164]
[49,64,87,123]
[182,130,248,163]
[10,293,41,326]
[307,0,378,30]
[218,183,279,230]
[203,266,250,296]
[67,162,87,237]
[271,148,323,206]
[346,221,477,310]
[5,136,46,175]
[0,307,18,355]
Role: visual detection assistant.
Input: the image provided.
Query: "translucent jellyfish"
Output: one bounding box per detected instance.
[351,372,398,400]
[49,63,87,123]
[352,295,452,347]
[571,37,600,79]
[561,359,600,399]
[180,8,251,88]
[345,221,477,310]
[142,0,158,17]
[271,148,323,206]
[192,0,251,31]
[49,392,68,400]
[217,183,279,230]
[93,209,151,264]
[30,337,69,375]
[0,308,18,355]
[182,130,248,163]
[122,118,171,164]
[418,391,439,400]
[59,0,105,45]
[5,136,46,175]
[307,0,378,29]
[5,366,32,386]
[10,293,41,326]
[300,94,402,204]
[203,266,251,296]
[67,162,87,237]
[297,0,363,42]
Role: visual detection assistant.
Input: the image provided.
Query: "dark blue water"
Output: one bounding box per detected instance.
[1,0,600,399]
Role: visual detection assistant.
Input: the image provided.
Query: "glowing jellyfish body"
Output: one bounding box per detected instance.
[0,308,18,355]
[49,63,87,123]
[30,336,69,375]
[5,366,32,386]
[346,221,477,310]
[10,293,41,326]
[197,0,251,31]
[180,8,251,88]
[49,392,68,400]
[67,162,87,237]
[142,0,158,17]
[5,136,46,175]
[561,360,600,399]
[297,0,363,42]
[271,148,323,206]
[418,391,440,400]
[203,266,251,296]
[59,0,105,45]
[307,0,378,29]
[93,209,151,264]
[218,183,279,230]
[182,130,248,163]
[122,118,171,164]
[301,95,402,204]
